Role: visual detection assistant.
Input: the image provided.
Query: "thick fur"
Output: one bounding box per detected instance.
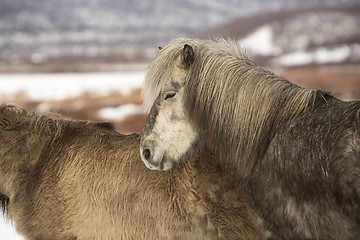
[0,104,264,240]
[142,38,360,239]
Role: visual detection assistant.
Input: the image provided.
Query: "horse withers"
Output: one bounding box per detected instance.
[0,104,264,240]
[140,38,360,239]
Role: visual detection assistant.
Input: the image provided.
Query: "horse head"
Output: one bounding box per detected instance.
[140,44,198,171]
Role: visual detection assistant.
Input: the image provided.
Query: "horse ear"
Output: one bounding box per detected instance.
[180,44,194,69]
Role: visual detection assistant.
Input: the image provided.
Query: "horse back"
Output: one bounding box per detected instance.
[248,97,360,239]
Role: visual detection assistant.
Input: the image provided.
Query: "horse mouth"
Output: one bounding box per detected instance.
[140,152,175,171]
[159,156,175,171]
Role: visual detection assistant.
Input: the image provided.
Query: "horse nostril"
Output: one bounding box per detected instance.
[143,149,151,160]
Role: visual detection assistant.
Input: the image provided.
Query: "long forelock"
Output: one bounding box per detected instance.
[142,38,202,112]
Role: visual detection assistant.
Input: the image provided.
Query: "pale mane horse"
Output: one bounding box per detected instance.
[140,38,360,239]
[0,104,264,240]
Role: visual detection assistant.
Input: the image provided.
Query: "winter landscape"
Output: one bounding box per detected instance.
[1,0,360,238]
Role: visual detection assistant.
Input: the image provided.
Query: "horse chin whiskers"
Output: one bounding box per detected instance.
[142,160,159,171]
[150,154,176,171]
[160,154,180,171]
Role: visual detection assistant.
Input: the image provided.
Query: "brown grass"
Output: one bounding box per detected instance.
[276,64,360,100]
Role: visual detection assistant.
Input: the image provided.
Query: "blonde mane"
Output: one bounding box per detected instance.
[0,104,66,141]
[144,38,321,175]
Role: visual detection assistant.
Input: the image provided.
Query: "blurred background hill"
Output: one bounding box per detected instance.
[0,0,360,237]
[1,0,359,72]
[1,0,359,134]
[0,0,359,127]
[202,3,360,66]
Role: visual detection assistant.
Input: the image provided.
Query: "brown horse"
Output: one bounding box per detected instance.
[0,104,264,240]
[140,38,360,239]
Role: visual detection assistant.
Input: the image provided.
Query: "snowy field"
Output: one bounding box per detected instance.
[0,71,147,132]
[0,72,145,101]
[0,220,23,240]
[0,71,145,239]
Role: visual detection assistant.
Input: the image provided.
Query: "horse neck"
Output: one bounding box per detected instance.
[187,67,319,177]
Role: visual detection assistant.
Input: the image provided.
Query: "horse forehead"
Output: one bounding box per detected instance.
[168,80,183,90]
[143,42,189,109]
[154,72,185,97]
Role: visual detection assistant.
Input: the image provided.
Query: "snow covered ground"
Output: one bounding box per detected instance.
[98,103,144,121]
[0,71,146,122]
[0,71,145,239]
[0,220,23,240]
[0,72,145,101]
[272,45,354,66]
[239,25,282,56]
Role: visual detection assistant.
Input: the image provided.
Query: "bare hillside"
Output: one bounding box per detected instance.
[201,3,360,67]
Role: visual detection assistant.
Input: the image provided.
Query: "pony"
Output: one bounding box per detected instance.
[0,104,264,240]
[140,38,360,239]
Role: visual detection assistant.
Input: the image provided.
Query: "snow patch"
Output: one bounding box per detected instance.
[0,72,145,101]
[239,25,281,56]
[0,220,24,240]
[272,46,352,66]
[98,104,144,121]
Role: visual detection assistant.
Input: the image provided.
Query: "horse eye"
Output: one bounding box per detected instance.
[165,92,176,100]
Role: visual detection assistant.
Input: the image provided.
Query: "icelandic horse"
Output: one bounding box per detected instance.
[0,104,263,240]
[140,38,360,239]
